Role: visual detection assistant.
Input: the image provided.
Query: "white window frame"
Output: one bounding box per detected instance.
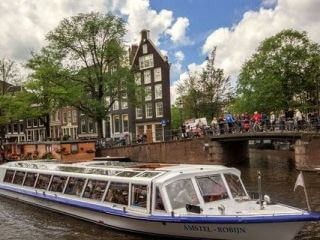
[144,70,151,84]
[139,54,154,70]
[145,103,153,119]
[142,44,148,54]
[145,86,152,101]
[122,94,128,109]
[136,106,143,119]
[122,114,129,133]
[113,115,120,134]
[155,84,162,99]
[154,68,162,82]
[113,100,119,110]
[155,102,163,118]
[72,110,77,123]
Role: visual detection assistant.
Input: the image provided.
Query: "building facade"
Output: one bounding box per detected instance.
[107,30,171,142]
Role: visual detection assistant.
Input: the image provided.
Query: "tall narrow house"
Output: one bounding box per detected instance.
[130,29,171,142]
[107,29,171,142]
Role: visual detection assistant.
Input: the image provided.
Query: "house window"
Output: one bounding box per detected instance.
[139,54,154,70]
[145,103,153,119]
[122,94,128,109]
[72,110,77,123]
[113,115,120,133]
[113,100,119,110]
[144,70,151,84]
[67,111,72,123]
[55,111,60,121]
[155,124,163,141]
[142,44,148,54]
[88,119,94,133]
[81,118,86,133]
[27,119,32,128]
[20,124,24,133]
[154,68,162,82]
[33,119,38,127]
[145,86,152,101]
[122,114,129,133]
[63,112,67,123]
[135,73,141,85]
[7,124,12,133]
[155,102,163,117]
[136,106,143,119]
[39,118,44,127]
[155,84,162,99]
[27,130,32,141]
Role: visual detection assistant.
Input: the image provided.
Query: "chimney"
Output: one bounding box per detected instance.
[129,44,139,65]
[141,29,150,41]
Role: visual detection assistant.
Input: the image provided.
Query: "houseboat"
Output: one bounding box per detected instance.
[0,160,319,240]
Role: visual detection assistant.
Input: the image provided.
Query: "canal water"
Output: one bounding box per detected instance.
[0,154,320,240]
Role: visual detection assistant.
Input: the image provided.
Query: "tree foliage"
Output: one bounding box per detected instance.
[26,12,134,138]
[233,29,320,114]
[177,48,231,121]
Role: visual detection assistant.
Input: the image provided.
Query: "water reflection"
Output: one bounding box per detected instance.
[0,156,320,240]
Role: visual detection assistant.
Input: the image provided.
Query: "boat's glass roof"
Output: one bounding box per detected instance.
[5,161,163,179]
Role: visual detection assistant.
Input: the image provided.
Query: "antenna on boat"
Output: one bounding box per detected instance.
[258,170,264,210]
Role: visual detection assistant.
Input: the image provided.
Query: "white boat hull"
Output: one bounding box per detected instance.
[0,188,305,240]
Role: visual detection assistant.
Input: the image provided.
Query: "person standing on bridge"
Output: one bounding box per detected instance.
[225,112,235,134]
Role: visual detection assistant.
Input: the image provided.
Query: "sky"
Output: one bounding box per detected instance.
[0,0,320,103]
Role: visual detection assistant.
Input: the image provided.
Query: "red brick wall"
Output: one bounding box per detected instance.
[99,139,248,165]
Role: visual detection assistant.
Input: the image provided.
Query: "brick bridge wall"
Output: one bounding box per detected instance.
[98,139,248,165]
[295,136,320,170]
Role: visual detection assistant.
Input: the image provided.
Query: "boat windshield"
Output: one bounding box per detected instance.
[166,179,199,210]
[224,174,247,199]
[196,175,229,203]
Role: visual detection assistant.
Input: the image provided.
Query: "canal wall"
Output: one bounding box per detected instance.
[98,139,248,165]
[295,136,320,170]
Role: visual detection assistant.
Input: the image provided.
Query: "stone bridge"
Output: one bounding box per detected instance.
[97,132,320,170]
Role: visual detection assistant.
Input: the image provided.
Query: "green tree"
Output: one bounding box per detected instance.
[27,12,134,138]
[234,29,320,113]
[177,48,231,121]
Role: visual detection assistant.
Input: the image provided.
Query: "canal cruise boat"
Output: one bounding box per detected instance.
[0,160,319,240]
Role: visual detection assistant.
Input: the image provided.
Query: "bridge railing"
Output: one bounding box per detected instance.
[96,119,320,150]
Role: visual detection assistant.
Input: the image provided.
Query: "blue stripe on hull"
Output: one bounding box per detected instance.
[0,184,320,224]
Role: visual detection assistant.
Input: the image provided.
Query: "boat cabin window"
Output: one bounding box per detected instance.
[35,174,52,190]
[3,170,15,183]
[224,174,247,198]
[131,184,148,208]
[139,172,160,178]
[83,180,108,201]
[13,171,25,185]
[49,175,68,193]
[65,177,86,196]
[24,173,38,187]
[117,171,140,178]
[105,182,129,205]
[166,179,199,210]
[155,187,165,211]
[196,175,229,203]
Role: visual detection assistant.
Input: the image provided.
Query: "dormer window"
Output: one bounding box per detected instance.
[142,44,148,54]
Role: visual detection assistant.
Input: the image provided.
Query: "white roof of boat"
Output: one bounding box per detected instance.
[1,160,240,182]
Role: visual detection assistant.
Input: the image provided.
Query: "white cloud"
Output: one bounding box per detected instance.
[175,51,185,61]
[166,17,191,45]
[160,49,168,57]
[0,0,188,61]
[202,0,320,80]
